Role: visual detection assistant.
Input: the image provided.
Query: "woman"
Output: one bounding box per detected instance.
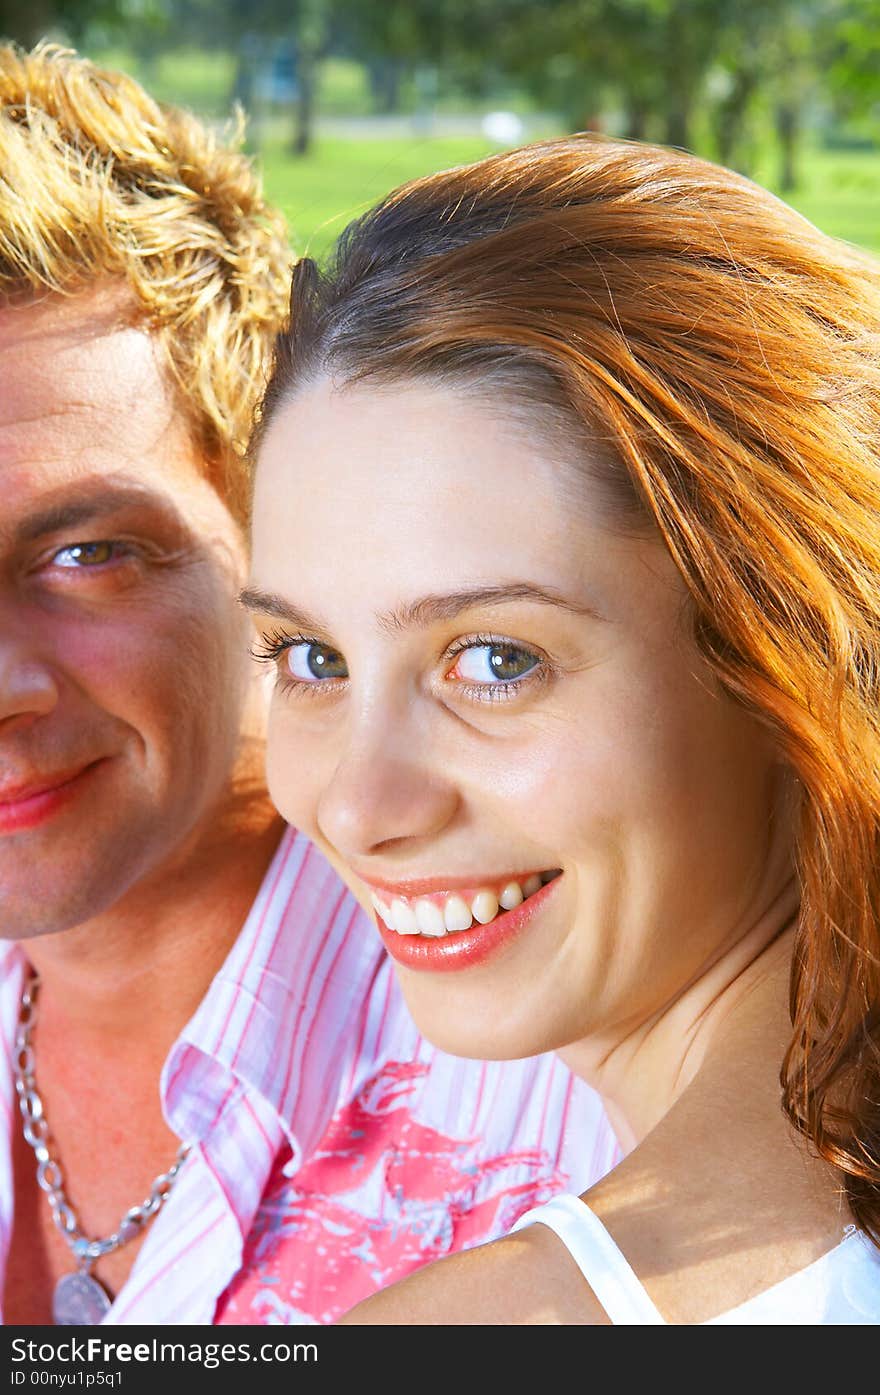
[242,134,880,1322]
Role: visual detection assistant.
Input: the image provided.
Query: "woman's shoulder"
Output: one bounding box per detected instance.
[572,1131,863,1323]
[339,1062,876,1326]
[337,1219,612,1326]
[706,1224,880,1324]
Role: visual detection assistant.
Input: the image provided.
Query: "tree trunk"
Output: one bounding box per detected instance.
[231,49,256,113]
[775,102,799,192]
[664,98,691,151]
[291,49,316,157]
[662,0,692,150]
[624,101,648,142]
[368,59,401,115]
[715,68,758,170]
[2,0,55,48]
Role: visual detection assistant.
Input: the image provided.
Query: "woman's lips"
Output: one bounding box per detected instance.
[0,761,104,834]
[370,872,563,973]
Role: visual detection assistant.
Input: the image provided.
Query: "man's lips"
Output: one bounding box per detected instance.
[0,767,94,805]
[0,760,105,833]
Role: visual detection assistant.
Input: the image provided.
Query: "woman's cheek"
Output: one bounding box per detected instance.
[266,704,324,833]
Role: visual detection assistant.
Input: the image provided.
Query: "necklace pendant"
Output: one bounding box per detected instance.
[53,1271,112,1325]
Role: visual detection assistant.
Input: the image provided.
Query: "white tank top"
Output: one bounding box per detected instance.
[511,1193,880,1323]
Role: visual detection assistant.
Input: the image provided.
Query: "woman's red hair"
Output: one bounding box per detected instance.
[257,134,880,1240]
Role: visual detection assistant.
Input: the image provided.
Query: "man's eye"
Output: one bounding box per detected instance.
[287,642,349,683]
[448,643,541,685]
[51,541,121,568]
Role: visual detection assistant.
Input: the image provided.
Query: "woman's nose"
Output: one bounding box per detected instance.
[316,730,460,861]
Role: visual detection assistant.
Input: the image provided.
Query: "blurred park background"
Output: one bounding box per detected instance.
[1,0,879,259]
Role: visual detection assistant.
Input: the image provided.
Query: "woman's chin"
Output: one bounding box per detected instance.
[395,971,569,1061]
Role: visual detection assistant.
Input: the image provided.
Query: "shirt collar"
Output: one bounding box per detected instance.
[162,824,385,1172]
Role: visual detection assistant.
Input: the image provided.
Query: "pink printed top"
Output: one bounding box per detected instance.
[0,827,620,1325]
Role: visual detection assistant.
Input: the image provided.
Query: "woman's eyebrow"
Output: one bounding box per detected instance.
[377,584,605,633]
[239,582,604,633]
[238,586,322,631]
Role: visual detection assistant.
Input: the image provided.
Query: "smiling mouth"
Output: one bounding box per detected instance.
[369,869,562,938]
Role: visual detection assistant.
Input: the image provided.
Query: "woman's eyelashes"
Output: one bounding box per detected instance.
[288,640,348,682]
[443,636,548,702]
[249,630,344,697]
[251,628,551,705]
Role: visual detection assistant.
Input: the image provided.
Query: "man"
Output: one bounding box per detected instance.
[0,43,618,1325]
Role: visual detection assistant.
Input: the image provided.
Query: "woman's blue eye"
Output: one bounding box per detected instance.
[449,643,541,685]
[52,541,119,567]
[287,642,348,683]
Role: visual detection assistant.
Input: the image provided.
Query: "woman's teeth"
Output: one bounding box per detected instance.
[370,871,559,937]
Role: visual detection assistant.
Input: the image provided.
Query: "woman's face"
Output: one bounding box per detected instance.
[247,378,787,1061]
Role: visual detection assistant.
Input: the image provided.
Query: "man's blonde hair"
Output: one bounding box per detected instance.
[0,42,293,520]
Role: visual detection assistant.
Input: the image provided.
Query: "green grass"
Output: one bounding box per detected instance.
[749,147,880,258]
[257,135,880,262]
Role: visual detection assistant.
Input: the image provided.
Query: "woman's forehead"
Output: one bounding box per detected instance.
[251,377,681,633]
[258,377,608,528]
[257,378,589,555]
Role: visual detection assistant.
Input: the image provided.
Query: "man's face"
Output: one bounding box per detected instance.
[0,288,253,937]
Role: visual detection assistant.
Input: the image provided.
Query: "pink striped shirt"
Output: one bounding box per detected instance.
[0,827,620,1324]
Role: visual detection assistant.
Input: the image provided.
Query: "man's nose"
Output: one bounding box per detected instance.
[316,726,460,862]
[0,633,60,731]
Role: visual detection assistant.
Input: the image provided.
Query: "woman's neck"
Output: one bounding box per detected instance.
[558,878,800,1152]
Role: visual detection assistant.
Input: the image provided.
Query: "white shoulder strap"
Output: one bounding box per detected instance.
[511,1193,667,1325]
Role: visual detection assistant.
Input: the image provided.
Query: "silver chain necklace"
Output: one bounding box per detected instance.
[14,975,191,1326]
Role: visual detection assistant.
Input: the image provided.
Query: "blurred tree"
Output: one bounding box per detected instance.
[336,0,505,112]
[820,0,880,118]
[708,0,875,188]
[335,0,429,113]
[393,0,736,149]
[423,0,729,149]
[8,0,874,180]
[341,0,879,184]
[379,0,875,185]
[768,7,819,190]
[709,0,814,182]
[0,0,60,46]
[162,0,335,154]
[0,0,157,49]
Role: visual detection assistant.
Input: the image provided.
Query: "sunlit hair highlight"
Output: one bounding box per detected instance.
[0,42,292,521]
[258,133,880,1241]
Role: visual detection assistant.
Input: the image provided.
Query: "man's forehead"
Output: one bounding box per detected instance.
[0,291,198,489]
[0,288,240,538]
[0,302,164,418]
[0,280,138,341]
